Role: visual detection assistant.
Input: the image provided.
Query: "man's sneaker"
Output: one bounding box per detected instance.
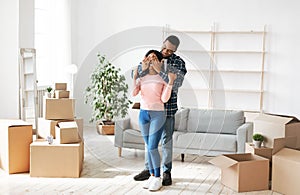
[162,171,172,186]
[133,170,150,181]
[148,177,162,191]
[143,176,155,189]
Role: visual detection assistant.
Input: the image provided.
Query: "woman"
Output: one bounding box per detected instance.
[132,50,176,191]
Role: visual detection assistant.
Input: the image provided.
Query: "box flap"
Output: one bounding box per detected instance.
[57,121,78,128]
[254,113,293,125]
[209,155,237,169]
[272,138,286,154]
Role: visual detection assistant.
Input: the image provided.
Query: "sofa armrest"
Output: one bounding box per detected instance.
[114,117,130,148]
[236,122,253,153]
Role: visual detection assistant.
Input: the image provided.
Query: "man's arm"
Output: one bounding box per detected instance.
[137,63,149,77]
[159,57,187,92]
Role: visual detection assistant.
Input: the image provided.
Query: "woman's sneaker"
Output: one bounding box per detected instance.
[148,177,162,191]
[143,176,155,189]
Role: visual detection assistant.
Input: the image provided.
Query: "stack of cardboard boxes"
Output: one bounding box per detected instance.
[30,83,84,178]
[210,113,300,194]
[251,113,300,195]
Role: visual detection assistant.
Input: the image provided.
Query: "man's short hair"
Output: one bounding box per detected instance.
[165,35,180,49]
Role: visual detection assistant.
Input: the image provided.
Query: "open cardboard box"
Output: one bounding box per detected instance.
[38,117,83,140]
[209,153,269,192]
[245,142,273,161]
[245,138,286,162]
[254,113,300,149]
[55,121,81,144]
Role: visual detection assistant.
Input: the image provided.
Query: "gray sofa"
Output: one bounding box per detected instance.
[114,108,253,160]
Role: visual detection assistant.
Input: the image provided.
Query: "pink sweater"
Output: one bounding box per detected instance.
[132,74,172,111]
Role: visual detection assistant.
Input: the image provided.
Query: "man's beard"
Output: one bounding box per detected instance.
[161,50,171,59]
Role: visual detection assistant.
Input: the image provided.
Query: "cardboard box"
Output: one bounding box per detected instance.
[209,153,269,192]
[0,120,33,174]
[30,140,83,178]
[37,118,64,139]
[75,118,84,140]
[55,121,80,144]
[55,83,67,90]
[37,118,83,140]
[254,113,300,148]
[43,97,75,120]
[54,90,70,99]
[245,142,273,161]
[272,148,300,195]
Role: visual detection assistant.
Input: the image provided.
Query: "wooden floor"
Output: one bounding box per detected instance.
[0,126,282,195]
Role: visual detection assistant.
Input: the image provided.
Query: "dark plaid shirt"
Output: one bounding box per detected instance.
[138,53,187,117]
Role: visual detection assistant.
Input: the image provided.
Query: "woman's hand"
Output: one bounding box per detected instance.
[168,72,177,85]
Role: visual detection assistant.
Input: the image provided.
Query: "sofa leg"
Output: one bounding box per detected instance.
[181,153,185,162]
[118,147,122,157]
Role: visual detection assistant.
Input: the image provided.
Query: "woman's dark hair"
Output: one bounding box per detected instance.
[145,50,163,62]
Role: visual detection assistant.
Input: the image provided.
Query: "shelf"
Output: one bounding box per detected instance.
[179,49,265,54]
[212,70,262,74]
[164,24,266,112]
[24,89,35,92]
[187,69,262,74]
[180,88,262,93]
[180,88,209,91]
[212,51,265,54]
[213,107,261,112]
[167,30,265,34]
[211,89,262,93]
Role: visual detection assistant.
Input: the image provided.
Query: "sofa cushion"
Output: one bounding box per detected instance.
[173,132,236,152]
[123,129,144,144]
[174,108,189,131]
[128,109,140,131]
[187,109,244,134]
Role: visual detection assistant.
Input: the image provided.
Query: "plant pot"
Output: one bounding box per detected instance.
[253,140,262,148]
[97,121,115,135]
[45,92,52,98]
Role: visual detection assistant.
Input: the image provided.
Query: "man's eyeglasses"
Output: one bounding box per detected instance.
[162,46,176,54]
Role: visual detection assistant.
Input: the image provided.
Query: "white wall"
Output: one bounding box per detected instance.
[71,0,300,124]
[19,0,34,48]
[0,0,19,118]
[69,0,299,124]
[0,0,34,119]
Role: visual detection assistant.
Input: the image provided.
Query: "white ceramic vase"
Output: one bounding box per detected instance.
[253,140,262,148]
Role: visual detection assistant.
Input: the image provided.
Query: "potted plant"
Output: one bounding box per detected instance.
[252,133,264,148]
[84,53,132,135]
[45,86,53,98]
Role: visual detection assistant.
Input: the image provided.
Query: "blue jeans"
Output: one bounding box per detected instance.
[139,109,165,177]
[144,116,175,173]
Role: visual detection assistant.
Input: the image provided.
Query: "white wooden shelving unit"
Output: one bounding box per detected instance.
[163,24,267,112]
[19,48,38,130]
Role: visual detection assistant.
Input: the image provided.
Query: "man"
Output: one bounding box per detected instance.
[134,35,187,186]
